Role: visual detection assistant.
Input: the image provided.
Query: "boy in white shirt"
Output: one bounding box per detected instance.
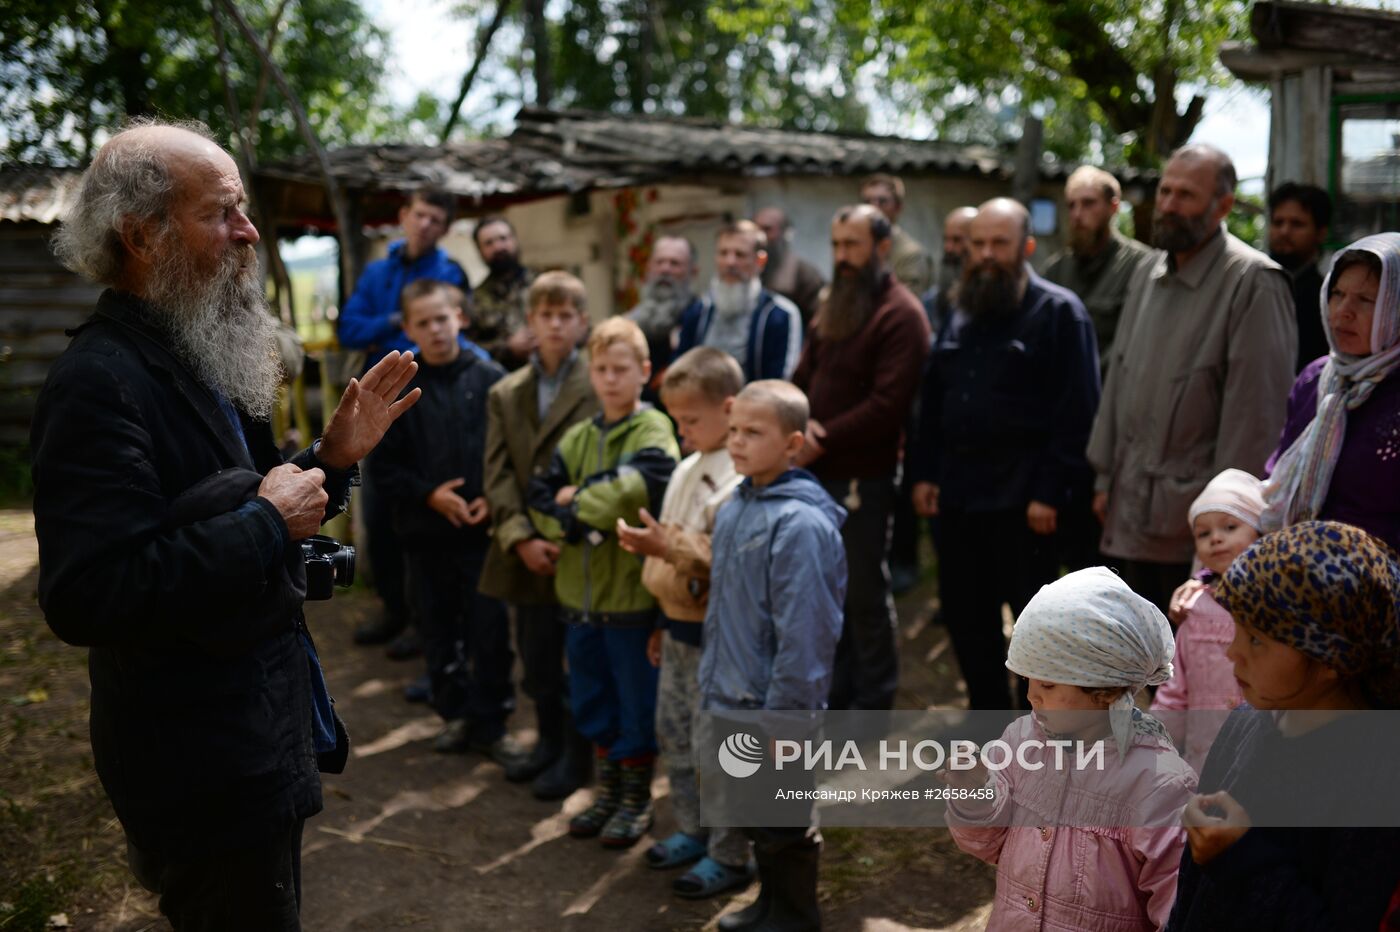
[617,347,749,898]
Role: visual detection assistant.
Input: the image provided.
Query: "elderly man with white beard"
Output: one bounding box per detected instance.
[31,119,421,931]
[626,234,702,374]
[675,219,802,382]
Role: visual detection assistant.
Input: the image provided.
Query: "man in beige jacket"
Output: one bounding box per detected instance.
[1087,144,1296,611]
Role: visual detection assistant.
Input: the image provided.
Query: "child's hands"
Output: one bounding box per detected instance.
[1168,578,1207,625]
[1183,791,1251,865]
[647,629,664,668]
[428,478,472,527]
[616,508,668,558]
[555,485,579,507]
[464,496,490,526]
[515,538,560,576]
[936,756,990,792]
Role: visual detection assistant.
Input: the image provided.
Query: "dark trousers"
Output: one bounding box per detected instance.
[1116,558,1193,617]
[360,455,409,625]
[889,470,920,573]
[938,508,1059,710]
[516,603,569,738]
[824,476,899,711]
[405,546,514,740]
[565,623,659,760]
[128,820,304,932]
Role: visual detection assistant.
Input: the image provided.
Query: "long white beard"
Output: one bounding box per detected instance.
[147,238,283,421]
[710,275,761,318]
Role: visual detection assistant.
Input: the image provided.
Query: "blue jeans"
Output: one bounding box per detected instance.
[565,623,660,761]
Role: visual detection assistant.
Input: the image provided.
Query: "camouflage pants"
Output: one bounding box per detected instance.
[656,631,749,867]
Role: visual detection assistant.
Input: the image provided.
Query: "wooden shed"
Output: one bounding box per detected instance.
[0,168,103,450]
[1222,0,1400,245]
[256,107,1156,318]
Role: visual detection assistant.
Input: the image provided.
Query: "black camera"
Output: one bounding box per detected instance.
[301,535,355,601]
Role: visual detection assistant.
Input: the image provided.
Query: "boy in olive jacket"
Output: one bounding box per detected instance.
[528,316,679,848]
[479,272,597,799]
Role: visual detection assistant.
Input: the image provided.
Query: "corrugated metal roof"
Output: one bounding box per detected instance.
[0,167,85,224]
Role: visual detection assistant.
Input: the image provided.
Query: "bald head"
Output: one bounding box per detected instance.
[943,206,979,264]
[1166,144,1236,199]
[974,198,1030,241]
[54,119,247,288]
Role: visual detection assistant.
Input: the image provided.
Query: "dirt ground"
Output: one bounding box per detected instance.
[0,509,995,932]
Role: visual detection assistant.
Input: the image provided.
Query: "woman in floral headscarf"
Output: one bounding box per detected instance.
[1263,232,1400,549]
[1165,521,1400,931]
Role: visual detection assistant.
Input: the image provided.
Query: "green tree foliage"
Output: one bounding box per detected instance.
[449,0,871,135]
[1,0,401,165]
[712,0,1251,165]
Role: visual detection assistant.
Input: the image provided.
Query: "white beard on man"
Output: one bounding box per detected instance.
[146,234,283,421]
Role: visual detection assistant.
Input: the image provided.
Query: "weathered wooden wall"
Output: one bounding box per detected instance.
[0,223,101,449]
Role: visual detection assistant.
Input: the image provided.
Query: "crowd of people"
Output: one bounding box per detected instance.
[28,118,1400,932]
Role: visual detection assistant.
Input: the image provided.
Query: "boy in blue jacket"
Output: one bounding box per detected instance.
[698,379,847,932]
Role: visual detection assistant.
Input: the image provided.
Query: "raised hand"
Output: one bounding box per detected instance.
[318,351,422,469]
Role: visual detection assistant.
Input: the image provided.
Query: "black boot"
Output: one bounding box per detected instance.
[719,849,771,931]
[752,836,821,932]
[532,719,594,800]
[504,706,564,784]
[353,612,405,646]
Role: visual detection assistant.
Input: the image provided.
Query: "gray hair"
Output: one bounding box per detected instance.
[51,118,216,285]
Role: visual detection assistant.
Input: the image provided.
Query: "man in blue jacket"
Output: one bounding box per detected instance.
[910,198,1101,711]
[338,187,469,649]
[675,220,802,383]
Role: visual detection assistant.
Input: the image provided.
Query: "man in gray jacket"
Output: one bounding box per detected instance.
[1087,144,1296,611]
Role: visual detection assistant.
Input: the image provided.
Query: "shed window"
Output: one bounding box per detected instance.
[1334,99,1400,245]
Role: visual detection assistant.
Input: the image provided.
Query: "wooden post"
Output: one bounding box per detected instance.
[1012,115,1044,206]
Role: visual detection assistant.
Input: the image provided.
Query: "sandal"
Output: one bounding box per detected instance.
[645,830,708,868]
[672,856,755,899]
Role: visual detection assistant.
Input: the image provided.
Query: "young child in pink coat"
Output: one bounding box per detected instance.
[1150,469,1262,773]
[943,568,1197,932]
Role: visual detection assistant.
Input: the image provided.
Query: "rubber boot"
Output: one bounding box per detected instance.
[504,703,564,784]
[718,848,771,931]
[532,717,594,800]
[751,836,821,932]
[567,752,619,837]
[600,757,654,848]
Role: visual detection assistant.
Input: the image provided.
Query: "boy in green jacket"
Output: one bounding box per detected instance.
[528,316,678,847]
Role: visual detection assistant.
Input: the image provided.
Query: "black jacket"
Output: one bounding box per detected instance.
[910,273,1100,513]
[30,290,354,859]
[371,350,505,549]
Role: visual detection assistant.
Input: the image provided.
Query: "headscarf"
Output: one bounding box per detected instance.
[1188,467,1266,531]
[1263,232,1400,529]
[1006,567,1176,755]
[1215,520,1400,709]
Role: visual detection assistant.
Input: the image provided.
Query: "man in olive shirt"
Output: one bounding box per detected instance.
[1087,145,1296,611]
[861,174,934,297]
[1042,166,1154,363]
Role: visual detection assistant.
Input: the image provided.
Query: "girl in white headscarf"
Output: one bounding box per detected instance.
[942,568,1197,931]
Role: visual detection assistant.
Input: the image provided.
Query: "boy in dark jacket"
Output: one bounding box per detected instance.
[373,279,514,758]
[699,379,847,932]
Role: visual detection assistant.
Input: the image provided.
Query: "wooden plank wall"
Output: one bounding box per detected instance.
[0,223,102,449]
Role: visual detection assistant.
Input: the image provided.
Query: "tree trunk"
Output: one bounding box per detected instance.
[525,0,552,105]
